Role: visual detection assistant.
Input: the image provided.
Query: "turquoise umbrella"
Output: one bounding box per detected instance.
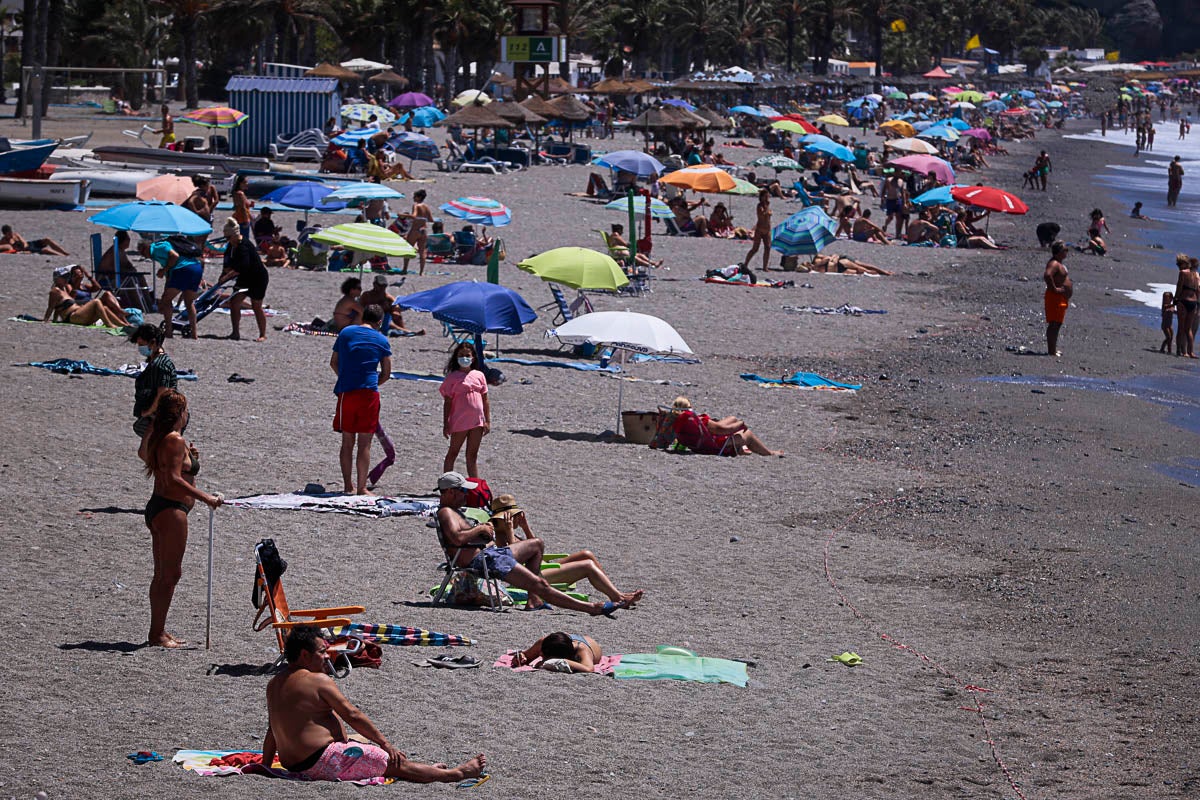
[771,207,837,256]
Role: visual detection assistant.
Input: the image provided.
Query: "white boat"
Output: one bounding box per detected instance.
[50,167,161,197]
[0,176,90,206]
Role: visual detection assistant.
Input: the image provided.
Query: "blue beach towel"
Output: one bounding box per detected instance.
[389,371,443,383]
[740,371,860,391]
[487,357,620,373]
[24,359,198,380]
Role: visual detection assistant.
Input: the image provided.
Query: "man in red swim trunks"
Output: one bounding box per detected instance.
[1043,241,1072,356]
[263,626,486,784]
[331,305,391,495]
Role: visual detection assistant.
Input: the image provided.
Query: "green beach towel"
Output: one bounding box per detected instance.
[613,652,749,687]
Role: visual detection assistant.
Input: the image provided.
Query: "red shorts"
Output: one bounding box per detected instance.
[333,389,380,434]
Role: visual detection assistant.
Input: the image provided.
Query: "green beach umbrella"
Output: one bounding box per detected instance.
[749,154,803,172]
[311,223,417,257]
[517,247,629,291]
[724,178,760,196]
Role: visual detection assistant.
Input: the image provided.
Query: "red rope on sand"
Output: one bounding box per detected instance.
[822,494,1031,800]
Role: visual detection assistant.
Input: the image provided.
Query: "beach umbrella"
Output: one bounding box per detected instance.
[952,90,985,103]
[310,223,417,258]
[592,150,666,178]
[723,178,760,196]
[440,196,512,227]
[604,195,674,218]
[307,62,359,80]
[340,58,391,72]
[909,91,932,100]
[886,137,940,155]
[325,182,405,202]
[179,106,247,128]
[1018,89,1036,99]
[845,98,876,109]
[387,131,439,162]
[940,117,971,131]
[911,185,965,206]
[879,119,916,137]
[919,125,960,141]
[135,175,193,204]
[950,101,976,110]
[1045,100,1063,108]
[658,164,736,193]
[804,138,854,162]
[517,247,629,291]
[888,91,908,100]
[950,185,1028,215]
[770,114,818,133]
[331,127,381,146]
[758,105,780,117]
[396,280,536,335]
[749,154,803,173]
[771,206,837,256]
[390,91,435,109]
[816,113,850,126]
[89,200,211,235]
[341,103,395,124]
[983,99,1007,112]
[366,69,409,88]
[770,120,810,135]
[961,128,991,141]
[889,154,955,184]
[399,105,445,128]
[864,93,883,102]
[261,183,346,220]
[452,90,491,106]
[662,98,697,112]
[730,105,764,117]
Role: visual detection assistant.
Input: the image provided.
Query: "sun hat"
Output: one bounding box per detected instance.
[490,494,521,515]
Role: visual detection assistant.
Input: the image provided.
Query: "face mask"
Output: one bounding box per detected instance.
[138,345,154,357]
[457,356,473,369]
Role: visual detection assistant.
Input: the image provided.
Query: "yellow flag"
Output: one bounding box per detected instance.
[965,34,982,50]
[1105,50,1120,62]
[890,19,907,33]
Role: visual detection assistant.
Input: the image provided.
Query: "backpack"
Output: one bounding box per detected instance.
[251,538,288,611]
[167,234,203,259]
[463,477,493,509]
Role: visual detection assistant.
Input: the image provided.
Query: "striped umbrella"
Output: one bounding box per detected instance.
[604,195,674,218]
[340,103,396,124]
[179,106,247,128]
[331,127,381,146]
[771,207,837,256]
[326,182,406,202]
[749,154,802,172]
[439,196,512,227]
[327,622,474,647]
[658,165,736,193]
[310,223,417,257]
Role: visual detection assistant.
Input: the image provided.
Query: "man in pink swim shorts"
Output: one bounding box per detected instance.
[262,626,486,783]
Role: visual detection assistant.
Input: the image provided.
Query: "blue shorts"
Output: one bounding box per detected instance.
[884,198,902,214]
[469,547,517,578]
[166,259,203,292]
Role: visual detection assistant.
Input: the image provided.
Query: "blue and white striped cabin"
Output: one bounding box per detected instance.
[225,76,341,156]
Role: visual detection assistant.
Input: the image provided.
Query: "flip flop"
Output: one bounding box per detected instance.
[600,600,627,618]
[456,773,491,789]
[829,651,863,666]
[427,654,481,670]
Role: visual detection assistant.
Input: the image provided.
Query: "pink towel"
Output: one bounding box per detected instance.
[493,650,621,675]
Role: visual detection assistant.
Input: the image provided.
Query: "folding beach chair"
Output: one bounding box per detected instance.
[539,284,575,327]
[428,512,506,612]
[252,539,366,673]
[91,232,154,312]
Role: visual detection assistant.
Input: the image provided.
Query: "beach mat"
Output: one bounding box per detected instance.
[492,650,748,685]
[740,371,861,391]
[22,359,197,380]
[327,622,475,647]
[226,490,438,518]
[9,314,128,335]
[487,357,620,373]
[783,304,887,316]
[494,651,621,675]
[172,750,393,785]
[704,276,792,289]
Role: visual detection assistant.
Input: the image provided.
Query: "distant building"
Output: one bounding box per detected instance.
[847,61,876,76]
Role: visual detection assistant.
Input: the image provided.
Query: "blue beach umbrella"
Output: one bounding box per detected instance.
[592,149,666,178]
[771,207,837,256]
[942,117,971,131]
[396,280,537,335]
[1018,90,1036,100]
[326,182,405,202]
[983,100,1007,112]
[920,125,960,142]
[805,138,855,162]
[846,97,877,108]
[388,131,439,162]
[662,98,697,112]
[730,105,763,117]
[911,184,968,206]
[261,182,346,213]
[88,200,211,235]
[331,127,381,146]
[399,106,446,129]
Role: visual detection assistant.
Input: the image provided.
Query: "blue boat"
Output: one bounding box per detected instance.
[0,139,57,175]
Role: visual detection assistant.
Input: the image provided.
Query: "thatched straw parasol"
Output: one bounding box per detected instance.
[366,69,409,87]
[490,101,547,125]
[307,62,360,81]
[547,94,593,121]
[590,78,632,94]
[661,104,708,129]
[520,95,559,118]
[694,105,732,129]
[627,107,682,129]
[624,78,657,93]
[547,76,578,94]
[434,102,514,129]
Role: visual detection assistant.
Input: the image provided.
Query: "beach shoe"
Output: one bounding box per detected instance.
[127,751,163,764]
[456,773,491,789]
[829,651,863,667]
[420,654,481,669]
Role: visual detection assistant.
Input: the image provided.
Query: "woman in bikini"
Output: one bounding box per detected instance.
[397,189,433,275]
[44,267,129,327]
[232,174,254,236]
[139,390,222,647]
[1174,253,1198,358]
[740,189,773,272]
[510,632,604,673]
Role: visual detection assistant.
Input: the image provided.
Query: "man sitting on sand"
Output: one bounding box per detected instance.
[263,625,486,784]
[360,274,425,336]
[851,210,890,244]
[436,472,634,616]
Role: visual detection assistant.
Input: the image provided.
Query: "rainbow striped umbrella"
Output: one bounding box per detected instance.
[439,196,512,227]
[179,106,247,128]
[328,622,474,647]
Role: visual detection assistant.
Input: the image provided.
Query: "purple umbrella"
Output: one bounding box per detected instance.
[389,92,435,109]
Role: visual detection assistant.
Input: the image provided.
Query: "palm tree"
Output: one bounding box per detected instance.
[152,0,210,108]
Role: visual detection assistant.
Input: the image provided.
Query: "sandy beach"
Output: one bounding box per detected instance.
[0,112,1196,799]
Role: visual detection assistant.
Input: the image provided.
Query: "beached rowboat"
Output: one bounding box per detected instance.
[0,176,90,206]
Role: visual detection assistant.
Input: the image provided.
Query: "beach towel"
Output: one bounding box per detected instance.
[23,359,198,380]
[9,314,128,335]
[494,651,622,675]
[628,353,702,365]
[613,653,748,686]
[388,371,443,383]
[740,371,861,391]
[486,357,620,373]
[213,307,288,317]
[783,304,887,316]
[227,490,438,518]
[704,276,792,289]
[280,322,336,337]
[327,622,475,647]
[172,749,393,785]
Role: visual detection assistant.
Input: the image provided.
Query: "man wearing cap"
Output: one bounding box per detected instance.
[217,218,270,341]
[332,305,391,495]
[436,473,628,616]
[360,274,425,337]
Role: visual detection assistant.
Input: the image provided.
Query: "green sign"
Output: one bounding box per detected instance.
[503,36,556,63]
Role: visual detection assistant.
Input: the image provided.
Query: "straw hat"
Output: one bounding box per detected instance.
[490,494,522,516]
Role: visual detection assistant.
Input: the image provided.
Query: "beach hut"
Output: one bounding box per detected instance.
[226,76,341,156]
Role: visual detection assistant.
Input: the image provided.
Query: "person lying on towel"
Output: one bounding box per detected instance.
[511,631,604,673]
[263,625,485,784]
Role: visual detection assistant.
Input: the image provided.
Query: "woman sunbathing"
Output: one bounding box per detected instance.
[807,253,893,276]
[707,203,748,239]
[510,632,603,673]
[608,224,662,268]
[44,267,129,327]
[670,396,783,456]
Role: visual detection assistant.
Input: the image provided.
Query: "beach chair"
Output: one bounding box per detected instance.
[428,513,506,612]
[90,232,154,312]
[539,284,575,327]
[452,229,479,263]
[252,539,366,671]
[426,232,454,260]
[294,242,328,270]
[172,279,233,336]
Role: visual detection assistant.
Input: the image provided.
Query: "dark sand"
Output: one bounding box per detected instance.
[0,112,1196,798]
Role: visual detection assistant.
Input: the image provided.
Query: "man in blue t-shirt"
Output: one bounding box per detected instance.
[330,305,392,495]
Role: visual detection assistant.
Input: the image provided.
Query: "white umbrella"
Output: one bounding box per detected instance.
[341,58,392,72]
[950,101,976,110]
[552,311,694,434]
[453,90,491,106]
[885,137,940,155]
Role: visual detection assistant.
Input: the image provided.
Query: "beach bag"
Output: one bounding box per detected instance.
[463,478,493,509]
[327,635,383,670]
[167,235,203,260]
[649,408,679,449]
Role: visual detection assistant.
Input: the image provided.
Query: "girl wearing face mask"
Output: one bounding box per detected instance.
[439,342,490,477]
[129,323,179,440]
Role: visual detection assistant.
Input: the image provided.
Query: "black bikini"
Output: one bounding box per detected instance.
[144,452,201,526]
[283,743,328,773]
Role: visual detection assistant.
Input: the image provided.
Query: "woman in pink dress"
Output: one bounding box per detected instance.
[439,343,491,476]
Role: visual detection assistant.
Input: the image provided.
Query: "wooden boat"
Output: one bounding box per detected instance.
[0,139,58,175]
[92,145,269,174]
[0,176,89,206]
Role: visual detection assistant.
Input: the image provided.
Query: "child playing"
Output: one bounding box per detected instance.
[1162,291,1176,353]
[439,342,490,477]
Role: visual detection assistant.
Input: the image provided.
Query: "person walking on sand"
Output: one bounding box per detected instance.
[440,342,490,478]
[1043,241,1072,357]
[216,218,269,341]
[1174,254,1198,358]
[1168,156,1184,207]
[1160,291,1176,354]
[1034,150,1052,191]
[331,304,392,494]
[153,104,175,149]
[262,626,486,784]
[740,189,773,273]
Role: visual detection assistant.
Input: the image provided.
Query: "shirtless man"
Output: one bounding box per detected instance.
[263,626,485,784]
[905,209,940,244]
[740,189,773,272]
[397,189,433,275]
[1168,155,1184,207]
[851,210,890,244]
[667,195,710,237]
[0,224,69,255]
[1043,241,1072,356]
[881,174,905,235]
[360,274,425,336]
[154,104,175,149]
[330,277,364,332]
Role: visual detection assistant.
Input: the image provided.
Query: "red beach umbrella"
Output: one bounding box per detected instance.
[950,185,1028,214]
